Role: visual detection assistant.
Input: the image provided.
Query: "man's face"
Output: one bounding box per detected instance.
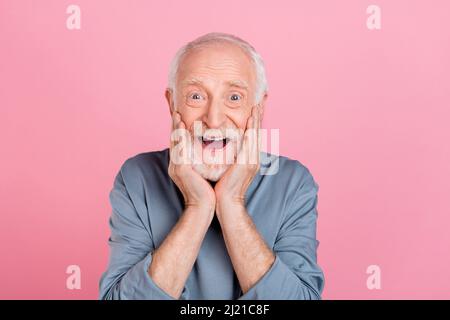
[167,43,260,181]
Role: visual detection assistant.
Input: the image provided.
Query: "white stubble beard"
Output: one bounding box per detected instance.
[190,124,242,182]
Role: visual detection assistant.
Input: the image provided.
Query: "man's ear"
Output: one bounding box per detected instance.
[258,92,268,121]
[165,88,175,115]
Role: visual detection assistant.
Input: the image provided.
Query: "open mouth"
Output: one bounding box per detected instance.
[199,136,230,149]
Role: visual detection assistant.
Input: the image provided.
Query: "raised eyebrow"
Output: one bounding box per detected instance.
[181,78,205,87]
[227,80,249,90]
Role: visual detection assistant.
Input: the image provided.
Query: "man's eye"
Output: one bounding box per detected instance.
[229,94,242,101]
[190,93,203,100]
[186,92,206,107]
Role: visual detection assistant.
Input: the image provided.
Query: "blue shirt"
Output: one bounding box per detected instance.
[99,149,324,299]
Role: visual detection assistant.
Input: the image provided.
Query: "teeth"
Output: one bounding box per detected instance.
[200,136,230,146]
[202,137,224,142]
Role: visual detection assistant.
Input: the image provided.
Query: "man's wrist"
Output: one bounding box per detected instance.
[216,197,246,219]
[184,202,216,219]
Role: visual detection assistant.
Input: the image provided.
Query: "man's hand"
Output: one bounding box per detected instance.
[147,111,217,299]
[169,111,216,214]
[214,105,261,215]
[213,105,275,295]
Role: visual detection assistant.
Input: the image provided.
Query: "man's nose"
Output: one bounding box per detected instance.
[202,98,227,129]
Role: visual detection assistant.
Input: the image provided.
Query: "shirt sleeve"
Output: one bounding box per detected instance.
[98,169,188,300]
[239,168,325,300]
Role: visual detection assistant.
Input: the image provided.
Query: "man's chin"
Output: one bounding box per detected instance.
[192,164,230,182]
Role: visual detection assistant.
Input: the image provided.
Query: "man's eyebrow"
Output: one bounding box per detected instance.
[180,78,249,90]
[181,77,205,86]
[226,80,249,89]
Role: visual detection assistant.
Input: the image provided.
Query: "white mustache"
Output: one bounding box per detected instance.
[191,121,242,141]
[194,135,237,141]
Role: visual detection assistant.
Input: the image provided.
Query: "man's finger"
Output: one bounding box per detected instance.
[245,105,260,165]
[170,112,179,151]
[172,111,181,130]
[249,106,259,165]
[237,106,256,165]
[255,104,261,154]
[170,112,190,165]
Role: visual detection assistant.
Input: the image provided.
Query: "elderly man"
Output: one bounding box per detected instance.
[99,33,324,300]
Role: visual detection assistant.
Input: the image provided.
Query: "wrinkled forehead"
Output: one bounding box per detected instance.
[176,43,257,90]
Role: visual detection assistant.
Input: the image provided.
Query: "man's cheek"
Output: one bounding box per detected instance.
[230,115,249,130]
[241,109,254,128]
[180,110,202,127]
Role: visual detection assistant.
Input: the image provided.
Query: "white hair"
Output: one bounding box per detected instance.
[168,32,268,104]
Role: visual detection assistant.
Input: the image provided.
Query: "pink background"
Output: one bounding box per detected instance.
[1,0,450,299]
